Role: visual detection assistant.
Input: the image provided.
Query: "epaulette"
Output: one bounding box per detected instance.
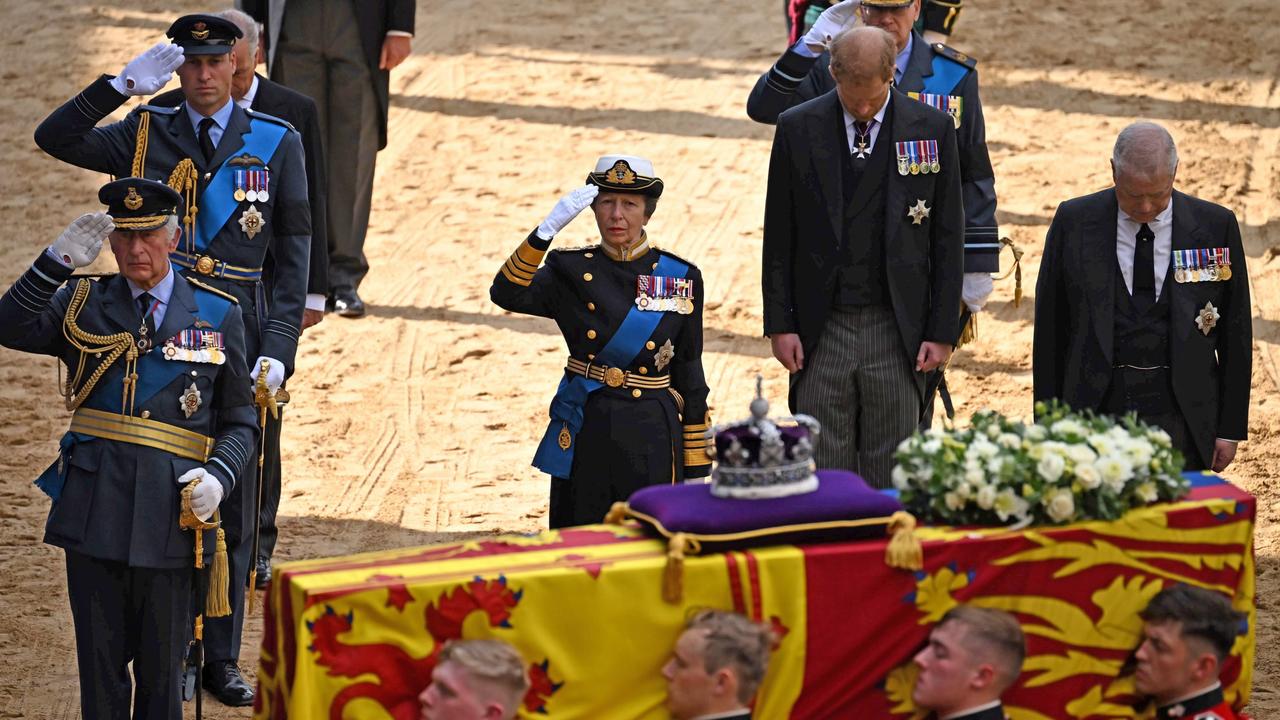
[244,107,297,133]
[186,277,240,304]
[931,43,978,69]
[656,247,700,270]
[135,104,180,115]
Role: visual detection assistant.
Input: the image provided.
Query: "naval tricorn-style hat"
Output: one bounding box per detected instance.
[585,155,664,199]
[166,14,242,55]
[99,177,183,231]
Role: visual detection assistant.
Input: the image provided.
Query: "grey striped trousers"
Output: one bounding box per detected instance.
[791,306,921,489]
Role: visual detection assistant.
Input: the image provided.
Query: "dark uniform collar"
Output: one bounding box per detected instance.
[600,231,652,262]
[1157,683,1224,719]
[940,702,1006,720]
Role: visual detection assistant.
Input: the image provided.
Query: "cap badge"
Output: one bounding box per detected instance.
[605,160,636,185]
[191,22,209,40]
[124,187,144,210]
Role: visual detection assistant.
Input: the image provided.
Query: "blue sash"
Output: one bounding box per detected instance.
[35,279,235,499]
[193,117,288,252]
[532,253,690,477]
[922,54,969,96]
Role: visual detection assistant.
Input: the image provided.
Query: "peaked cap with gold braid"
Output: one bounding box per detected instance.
[98,177,181,231]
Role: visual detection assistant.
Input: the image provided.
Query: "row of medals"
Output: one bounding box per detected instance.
[635,294,694,315]
[1175,264,1231,283]
[897,157,941,176]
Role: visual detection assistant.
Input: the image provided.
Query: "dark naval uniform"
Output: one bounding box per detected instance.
[1156,684,1239,720]
[747,29,1000,276]
[0,184,257,718]
[491,230,712,527]
[33,21,311,682]
[940,704,1007,720]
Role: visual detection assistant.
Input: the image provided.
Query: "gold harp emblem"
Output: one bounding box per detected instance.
[191,22,210,40]
[605,160,636,185]
[124,187,144,210]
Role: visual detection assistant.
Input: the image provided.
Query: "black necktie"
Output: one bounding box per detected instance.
[197,117,216,163]
[137,292,157,346]
[1133,223,1155,309]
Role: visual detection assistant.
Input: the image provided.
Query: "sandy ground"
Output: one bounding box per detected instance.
[0,0,1277,717]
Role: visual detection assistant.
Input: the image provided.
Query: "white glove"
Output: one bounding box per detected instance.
[109,43,185,97]
[536,184,599,241]
[49,212,114,269]
[962,272,994,312]
[252,356,286,394]
[801,0,862,53]
[177,467,224,522]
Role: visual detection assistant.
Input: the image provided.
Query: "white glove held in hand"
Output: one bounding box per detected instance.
[177,467,223,522]
[109,43,185,97]
[50,212,114,269]
[536,184,600,241]
[801,0,862,53]
[962,272,994,313]
[252,356,286,394]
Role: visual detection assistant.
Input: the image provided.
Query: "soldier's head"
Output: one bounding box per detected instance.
[1134,585,1244,706]
[1111,121,1179,224]
[214,9,260,101]
[585,155,663,251]
[828,27,896,122]
[418,639,529,720]
[662,609,774,720]
[99,178,183,289]
[167,14,241,116]
[912,605,1026,717]
[860,0,921,51]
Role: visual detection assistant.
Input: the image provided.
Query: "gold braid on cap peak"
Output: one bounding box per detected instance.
[112,215,171,230]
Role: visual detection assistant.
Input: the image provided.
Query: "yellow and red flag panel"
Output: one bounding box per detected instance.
[254,474,1253,719]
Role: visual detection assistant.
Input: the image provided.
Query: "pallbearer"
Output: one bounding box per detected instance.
[491,155,712,528]
[0,178,257,719]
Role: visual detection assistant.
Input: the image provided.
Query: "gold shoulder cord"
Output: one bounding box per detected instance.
[167,159,199,255]
[60,279,140,414]
[131,111,150,178]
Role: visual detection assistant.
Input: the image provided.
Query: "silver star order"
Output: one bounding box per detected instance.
[907,199,931,225]
[1195,301,1220,335]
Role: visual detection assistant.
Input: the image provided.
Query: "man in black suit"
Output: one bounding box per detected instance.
[912,605,1026,720]
[763,26,963,488]
[1033,122,1251,472]
[242,0,417,317]
[662,610,773,720]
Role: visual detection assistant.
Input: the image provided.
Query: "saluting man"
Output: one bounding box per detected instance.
[0,178,257,719]
[34,14,311,705]
[491,155,712,528]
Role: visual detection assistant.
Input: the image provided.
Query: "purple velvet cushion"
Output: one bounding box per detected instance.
[626,469,903,544]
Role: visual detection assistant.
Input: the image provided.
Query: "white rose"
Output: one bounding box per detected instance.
[1044,488,1076,523]
[1037,453,1066,483]
[897,437,915,454]
[922,439,942,455]
[1097,455,1133,492]
[1088,436,1116,457]
[1107,426,1130,441]
[944,491,966,511]
[1147,428,1172,448]
[1135,481,1158,503]
[1066,444,1098,466]
[972,440,999,459]
[964,466,985,486]
[998,433,1021,450]
[1050,419,1086,439]
[1025,426,1048,442]
[891,465,910,491]
[976,484,997,510]
[1127,440,1154,467]
[994,489,1030,522]
[1075,463,1103,490]
[987,457,1004,475]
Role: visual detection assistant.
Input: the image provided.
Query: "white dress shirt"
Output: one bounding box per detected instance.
[841,92,891,156]
[237,74,260,110]
[1115,201,1173,299]
[127,263,176,330]
[184,97,236,149]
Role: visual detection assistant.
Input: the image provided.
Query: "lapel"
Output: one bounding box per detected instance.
[897,31,933,90]
[249,74,276,114]
[167,105,208,171]
[1084,190,1119,363]
[207,104,250,172]
[806,92,848,242]
[882,91,921,251]
[154,269,197,343]
[100,275,144,334]
[1166,191,1204,347]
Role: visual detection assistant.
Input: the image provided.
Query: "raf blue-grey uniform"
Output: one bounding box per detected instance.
[0,246,257,719]
[34,76,310,669]
[747,29,1000,275]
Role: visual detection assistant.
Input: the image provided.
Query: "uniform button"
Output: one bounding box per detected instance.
[140,410,151,419]
[587,329,597,339]
[632,389,642,398]
[638,367,648,375]
[191,370,198,377]
[588,353,596,360]
[584,252,594,258]
[587,302,596,311]
[583,273,593,282]
[646,341,656,350]
[204,172,211,182]
[652,263,658,270]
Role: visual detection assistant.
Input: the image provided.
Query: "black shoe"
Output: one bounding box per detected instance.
[254,557,271,590]
[202,660,255,707]
[331,288,365,318]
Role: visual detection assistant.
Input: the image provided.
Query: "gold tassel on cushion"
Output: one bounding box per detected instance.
[603,502,629,525]
[206,521,232,618]
[663,533,699,604]
[885,511,923,571]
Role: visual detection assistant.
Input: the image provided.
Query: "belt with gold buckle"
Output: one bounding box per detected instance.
[565,358,670,389]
